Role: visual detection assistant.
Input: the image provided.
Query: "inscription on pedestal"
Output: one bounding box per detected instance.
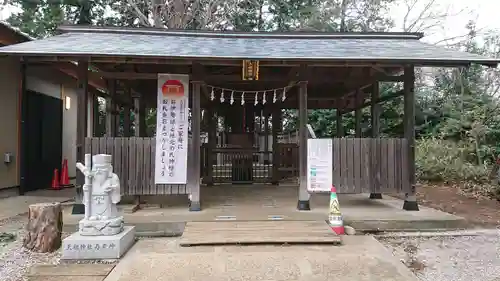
[65,242,116,251]
[61,226,135,260]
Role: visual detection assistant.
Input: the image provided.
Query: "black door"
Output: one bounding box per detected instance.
[21,90,63,192]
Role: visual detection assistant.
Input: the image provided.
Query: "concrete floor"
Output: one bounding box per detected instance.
[62,185,467,235]
[0,187,74,221]
[104,236,419,281]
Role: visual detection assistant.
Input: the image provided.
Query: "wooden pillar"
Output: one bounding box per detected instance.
[206,107,216,185]
[371,83,381,138]
[139,96,147,137]
[264,113,270,164]
[355,90,362,138]
[403,66,418,211]
[87,90,94,137]
[369,82,382,200]
[114,104,121,136]
[355,110,362,137]
[271,107,281,185]
[92,94,100,137]
[189,81,202,211]
[336,109,344,137]
[133,95,141,137]
[298,81,310,210]
[105,79,116,137]
[73,60,88,215]
[123,87,132,137]
[131,94,142,211]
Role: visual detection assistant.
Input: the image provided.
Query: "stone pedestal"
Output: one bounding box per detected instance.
[61,226,135,260]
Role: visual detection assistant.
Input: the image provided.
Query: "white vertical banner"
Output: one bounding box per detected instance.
[154,74,189,184]
[307,139,333,193]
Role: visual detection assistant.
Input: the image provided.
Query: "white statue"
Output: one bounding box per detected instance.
[76,154,124,236]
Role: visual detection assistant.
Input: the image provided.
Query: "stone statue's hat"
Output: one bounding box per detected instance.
[92,154,112,166]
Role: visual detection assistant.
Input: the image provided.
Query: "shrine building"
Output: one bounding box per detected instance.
[0,25,498,212]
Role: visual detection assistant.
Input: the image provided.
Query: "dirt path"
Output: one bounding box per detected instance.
[380,231,500,281]
[393,183,500,228]
[384,183,500,281]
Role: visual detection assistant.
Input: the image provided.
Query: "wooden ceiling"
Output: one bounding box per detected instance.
[85,61,404,110]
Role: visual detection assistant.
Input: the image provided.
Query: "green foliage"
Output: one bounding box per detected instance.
[416,138,489,182]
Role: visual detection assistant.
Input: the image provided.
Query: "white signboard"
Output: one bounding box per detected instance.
[307,139,333,193]
[154,74,189,184]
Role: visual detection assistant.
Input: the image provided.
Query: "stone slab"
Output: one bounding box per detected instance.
[28,264,115,276]
[63,192,468,236]
[61,226,136,260]
[104,236,419,281]
[28,276,104,281]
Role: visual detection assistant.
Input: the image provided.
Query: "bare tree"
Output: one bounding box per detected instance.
[126,0,254,29]
[399,0,476,45]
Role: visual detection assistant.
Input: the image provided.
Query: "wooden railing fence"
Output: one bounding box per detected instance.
[84,137,189,195]
[332,138,409,193]
[85,137,410,195]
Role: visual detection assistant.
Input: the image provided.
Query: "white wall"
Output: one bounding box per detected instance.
[0,57,20,189]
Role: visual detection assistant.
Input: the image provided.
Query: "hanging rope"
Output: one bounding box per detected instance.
[207,83,296,105]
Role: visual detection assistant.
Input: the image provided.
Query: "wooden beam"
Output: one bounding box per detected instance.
[343,89,404,113]
[24,56,444,68]
[87,70,403,83]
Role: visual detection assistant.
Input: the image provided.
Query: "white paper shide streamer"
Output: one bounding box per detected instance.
[210,87,215,101]
[206,85,293,106]
[220,89,225,103]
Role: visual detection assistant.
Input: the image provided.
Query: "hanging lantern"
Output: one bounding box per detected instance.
[282,87,287,102]
[254,92,258,106]
[230,91,234,105]
[273,89,277,103]
[220,89,225,103]
[241,92,245,105]
[263,91,267,104]
[210,87,215,101]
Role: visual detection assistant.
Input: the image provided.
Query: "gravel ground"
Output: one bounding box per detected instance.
[379,230,500,281]
[0,214,116,281]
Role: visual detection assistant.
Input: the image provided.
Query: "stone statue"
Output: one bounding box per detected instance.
[76,154,124,236]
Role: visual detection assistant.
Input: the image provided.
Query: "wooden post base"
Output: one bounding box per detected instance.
[23,202,63,253]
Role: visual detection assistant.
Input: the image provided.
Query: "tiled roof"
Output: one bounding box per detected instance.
[0,25,498,67]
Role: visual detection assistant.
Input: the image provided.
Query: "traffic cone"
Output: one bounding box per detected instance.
[328,185,345,235]
[51,169,60,190]
[60,159,70,187]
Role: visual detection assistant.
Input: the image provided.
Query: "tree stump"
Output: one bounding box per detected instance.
[23,202,63,253]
